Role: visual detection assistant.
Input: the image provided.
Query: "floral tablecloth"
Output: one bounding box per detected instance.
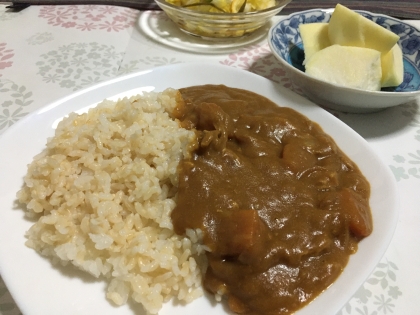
[1,4,420,315]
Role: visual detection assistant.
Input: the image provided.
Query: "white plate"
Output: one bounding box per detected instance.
[139,11,270,54]
[0,63,399,315]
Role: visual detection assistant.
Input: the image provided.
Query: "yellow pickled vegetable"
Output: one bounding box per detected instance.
[247,0,276,11]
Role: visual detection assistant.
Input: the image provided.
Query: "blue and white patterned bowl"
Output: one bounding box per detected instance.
[268,9,420,113]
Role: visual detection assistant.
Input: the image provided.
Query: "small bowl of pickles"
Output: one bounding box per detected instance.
[154,0,291,40]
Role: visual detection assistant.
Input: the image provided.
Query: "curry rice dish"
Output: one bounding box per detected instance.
[17,85,372,315]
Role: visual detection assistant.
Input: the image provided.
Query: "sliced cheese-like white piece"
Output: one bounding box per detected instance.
[328,4,399,53]
[299,23,331,65]
[305,44,382,91]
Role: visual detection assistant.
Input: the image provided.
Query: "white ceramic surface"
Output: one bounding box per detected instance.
[0,63,399,315]
[268,8,420,113]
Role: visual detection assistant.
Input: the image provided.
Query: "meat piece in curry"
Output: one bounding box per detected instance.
[171,85,372,315]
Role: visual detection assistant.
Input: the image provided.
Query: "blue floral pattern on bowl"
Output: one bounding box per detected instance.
[269,9,420,92]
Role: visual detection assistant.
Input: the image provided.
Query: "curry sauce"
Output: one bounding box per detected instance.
[171,85,372,315]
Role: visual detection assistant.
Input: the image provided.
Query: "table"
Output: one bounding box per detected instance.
[1,3,419,315]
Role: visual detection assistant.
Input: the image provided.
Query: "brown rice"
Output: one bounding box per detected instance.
[16,89,205,314]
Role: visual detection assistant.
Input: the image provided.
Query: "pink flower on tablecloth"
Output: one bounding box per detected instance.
[77,23,97,31]
[86,13,106,21]
[97,6,119,14]
[0,61,12,70]
[114,15,128,23]
[269,67,286,77]
[0,43,14,75]
[79,5,100,13]
[39,6,74,26]
[99,21,126,32]
[220,43,298,91]
[221,44,270,70]
[222,44,273,70]
[38,5,138,32]
[62,21,77,28]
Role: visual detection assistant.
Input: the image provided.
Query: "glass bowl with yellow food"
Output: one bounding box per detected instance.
[154,0,291,40]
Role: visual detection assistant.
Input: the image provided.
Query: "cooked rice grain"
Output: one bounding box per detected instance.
[17,89,204,314]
